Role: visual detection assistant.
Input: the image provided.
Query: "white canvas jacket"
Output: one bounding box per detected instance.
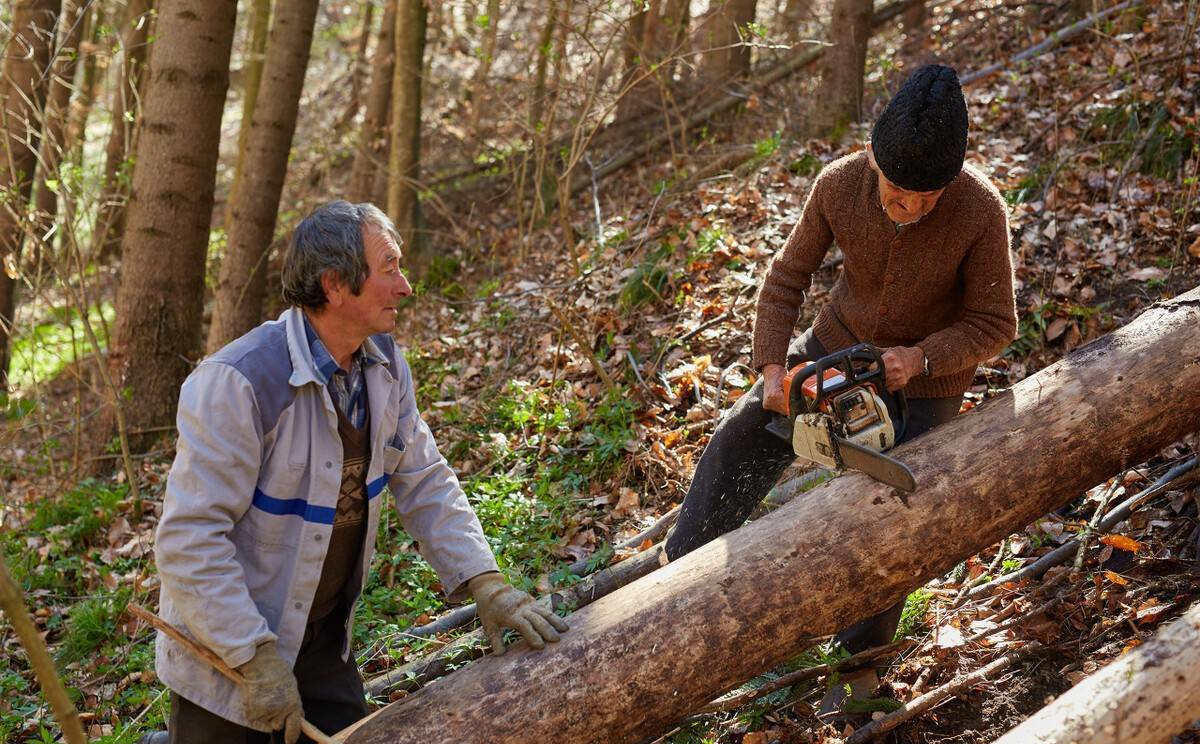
[154,307,498,728]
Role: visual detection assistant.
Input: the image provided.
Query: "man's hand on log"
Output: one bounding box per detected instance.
[879,346,925,391]
[468,572,569,655]
[761,364,788,414]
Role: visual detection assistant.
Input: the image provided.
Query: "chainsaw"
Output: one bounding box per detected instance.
[764,343,917,491]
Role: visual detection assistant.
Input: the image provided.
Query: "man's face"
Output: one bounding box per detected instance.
[332,226,413,336]
[866,144,946,226]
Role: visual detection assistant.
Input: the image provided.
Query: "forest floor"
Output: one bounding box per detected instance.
[2,0,1199,742]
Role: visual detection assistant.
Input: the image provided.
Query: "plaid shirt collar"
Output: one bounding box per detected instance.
[301,313,386,428]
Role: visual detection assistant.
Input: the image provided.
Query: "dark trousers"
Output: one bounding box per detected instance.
[167,603,367,744]
[664,329,962,653]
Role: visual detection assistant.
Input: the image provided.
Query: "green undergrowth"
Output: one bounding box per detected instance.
[353,362,637,660]
[7,300,114,397]
[2,480,165,743]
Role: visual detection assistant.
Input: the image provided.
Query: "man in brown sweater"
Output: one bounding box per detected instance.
[665,64,1017,713]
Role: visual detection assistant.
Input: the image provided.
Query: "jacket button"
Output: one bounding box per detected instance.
[294,602,302,610]
[325,461,333,469]
[314,534,323,541]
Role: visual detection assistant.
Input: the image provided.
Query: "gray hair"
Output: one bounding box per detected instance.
[281,201,401,310]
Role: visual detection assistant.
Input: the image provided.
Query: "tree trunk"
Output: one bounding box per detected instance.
[111,0,238,437]
[341,287,1200,744]
[31,0,87,264]
[387,0,426,251]
[902,0,927,35]
[698,0,757,89]
[227,0,272,225]
[348,0,396,204]
[0,0,62,394]
[91,0,154,262]
[528,0,557,129]
[338,0,374,129]
[808,0,872,137]
[206,0,319,353]
[994,601,1200,744]
[616,0,691,123]
[65,2,103,167]
[466,0,499,131]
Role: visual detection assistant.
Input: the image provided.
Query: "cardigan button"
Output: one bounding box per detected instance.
[879,307,888,316]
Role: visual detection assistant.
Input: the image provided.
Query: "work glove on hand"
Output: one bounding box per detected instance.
[468,572,569,655]
[237,641,304,744]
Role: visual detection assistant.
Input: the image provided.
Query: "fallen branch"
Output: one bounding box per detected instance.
[403,507,680,640]
[961,0,1142,86]
[0,559,87,744]
[364,544,667,697]
[962,596,1063,646]
[846,644,1050,743]
[993,602,1200,744]
[701,640,911,714]
[968,455,1200,598]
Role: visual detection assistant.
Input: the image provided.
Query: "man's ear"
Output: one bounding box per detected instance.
[319,270,345,308]
[865,143,879,172]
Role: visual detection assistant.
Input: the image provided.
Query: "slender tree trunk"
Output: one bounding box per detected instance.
[529,0,558,129]
[338,0,375,128]
[65,2,103,167]
[902,0,927,34]
[91,0,154,262]
[780,0,813,40]
[617,0,691,122]
[994,601,1200,744]
[699,0,757,88]
[387,0,426,251]
[348,0,396,204]
[32,0,87,263]
[808,0,872,137]
[227,0,271,227]
[111,0,238,437]
[206,0,319,353]
[340,288,1200,744]
[466,0,499,130]
[0,0,62,395]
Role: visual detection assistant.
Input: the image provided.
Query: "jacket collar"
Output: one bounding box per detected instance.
[283,307,392,388]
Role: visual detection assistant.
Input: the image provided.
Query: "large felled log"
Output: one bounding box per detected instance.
[993,601,1200,744]
[343,288,1200,744]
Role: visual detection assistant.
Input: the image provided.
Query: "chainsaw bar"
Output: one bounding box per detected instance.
[835,437,917,492]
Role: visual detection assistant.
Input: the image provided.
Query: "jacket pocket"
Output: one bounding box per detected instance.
[381,444,404,475]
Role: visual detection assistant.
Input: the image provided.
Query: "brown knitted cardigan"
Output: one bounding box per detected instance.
[752,150,1018,399]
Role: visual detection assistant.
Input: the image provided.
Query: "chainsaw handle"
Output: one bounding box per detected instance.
[783,343,886,413]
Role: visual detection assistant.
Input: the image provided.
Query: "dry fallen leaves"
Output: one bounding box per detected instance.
[1099,534,1142,553]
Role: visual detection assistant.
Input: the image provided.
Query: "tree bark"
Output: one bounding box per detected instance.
[387,0,426,251]
[528,0,558,129]
[342,287,1200,744]
[465,0,499,131]
[64,2,103,167]
[206,0,319,353]
[698,0,757,89]
[90,0,154,262]
[227,0,272,224]
[31,0,87,263]
[994,601,1200,744]
[0,0,62,394]
[348,0,396,204]
[338,0,375,129]
[110,0,238,437]
[808,0,872,137]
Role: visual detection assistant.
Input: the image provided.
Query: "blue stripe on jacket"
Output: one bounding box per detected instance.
[251,476,388,522]
[251,488,337,524]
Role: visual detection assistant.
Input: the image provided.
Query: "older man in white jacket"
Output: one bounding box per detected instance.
[149,202,566,744]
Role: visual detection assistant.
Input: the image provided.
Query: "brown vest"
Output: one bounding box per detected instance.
[308,407,370,623]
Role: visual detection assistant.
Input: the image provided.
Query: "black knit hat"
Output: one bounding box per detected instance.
[870,64,968,192]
